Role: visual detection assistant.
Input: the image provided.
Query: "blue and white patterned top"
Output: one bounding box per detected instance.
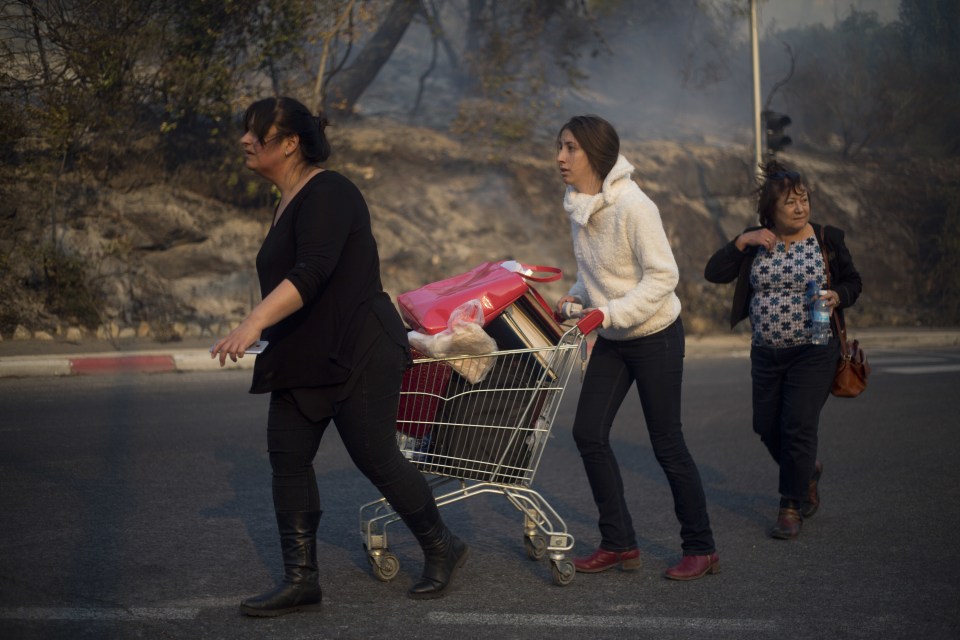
[748,235,827,348]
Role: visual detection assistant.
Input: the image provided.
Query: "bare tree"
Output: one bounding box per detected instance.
[310,0,361,112]
[323,0,421,115]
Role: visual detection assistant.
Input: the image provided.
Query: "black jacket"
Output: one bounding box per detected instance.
[703,223,862,334]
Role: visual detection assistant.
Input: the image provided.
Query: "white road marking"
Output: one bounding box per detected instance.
[881,365,960,375]
[0,605,900,634]
[868,357,946,365]
[0,607,199,621]
[428,611,778,631]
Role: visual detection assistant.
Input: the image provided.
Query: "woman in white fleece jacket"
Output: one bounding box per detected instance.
[555,115,718,581]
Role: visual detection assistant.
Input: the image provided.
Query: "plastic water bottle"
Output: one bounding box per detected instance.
[811,289,831,345]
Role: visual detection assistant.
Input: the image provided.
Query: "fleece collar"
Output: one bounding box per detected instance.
[563,154,635,227]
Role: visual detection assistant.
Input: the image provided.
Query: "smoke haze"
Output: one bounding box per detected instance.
[357,1,900,151]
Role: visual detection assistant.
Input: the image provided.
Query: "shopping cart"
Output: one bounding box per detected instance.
[359,310,603,586]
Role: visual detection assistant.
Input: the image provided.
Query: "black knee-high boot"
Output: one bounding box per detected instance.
[240,510,323,617]
[400,501,468,599]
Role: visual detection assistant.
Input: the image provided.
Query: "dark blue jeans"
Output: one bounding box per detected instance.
[750,338,838,504]
[572,318,715,555]
[266,337,432,517]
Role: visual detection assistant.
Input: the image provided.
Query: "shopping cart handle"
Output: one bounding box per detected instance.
[576,309,605,335]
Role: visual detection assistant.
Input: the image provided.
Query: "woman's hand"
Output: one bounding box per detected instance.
[820,289,841,309]
[209,279,304,366]
[556,295,582,318]
[735,229,777,252]
[210,319,263,367]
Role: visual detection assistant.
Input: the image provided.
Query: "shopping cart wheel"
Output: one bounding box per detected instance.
[551,559,576,586]
[524,535,547,560]
[368,550,400,582]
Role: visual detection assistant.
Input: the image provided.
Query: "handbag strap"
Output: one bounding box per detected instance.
[817,225,832,290]
[817,226,850,358]
[832,312,850,358]
[499,260,562,283]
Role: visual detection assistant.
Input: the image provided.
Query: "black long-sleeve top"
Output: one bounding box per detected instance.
[704,222,862,334]
[249,170,407,394]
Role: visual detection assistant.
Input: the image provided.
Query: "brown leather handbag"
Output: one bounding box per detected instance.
[830,315,870,397]
[819,227,870,398]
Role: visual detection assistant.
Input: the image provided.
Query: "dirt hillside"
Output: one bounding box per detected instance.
[0,117,925,343]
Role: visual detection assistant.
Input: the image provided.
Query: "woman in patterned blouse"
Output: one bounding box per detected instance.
[703,159,862,540]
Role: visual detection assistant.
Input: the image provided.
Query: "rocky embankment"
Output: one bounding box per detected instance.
[0,117,926,345]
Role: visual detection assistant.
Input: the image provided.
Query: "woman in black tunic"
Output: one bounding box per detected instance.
[211,96,467,616]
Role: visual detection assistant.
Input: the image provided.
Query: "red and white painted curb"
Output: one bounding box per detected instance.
[68,355,177,375]
[0,350,257,378]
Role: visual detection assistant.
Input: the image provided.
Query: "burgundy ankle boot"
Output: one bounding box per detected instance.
[572,548,642,573]
[664,553,720,581]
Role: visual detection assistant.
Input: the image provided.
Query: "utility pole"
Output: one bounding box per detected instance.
[751,0,762,176]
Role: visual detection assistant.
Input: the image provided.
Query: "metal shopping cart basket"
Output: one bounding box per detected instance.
[359,310,603,586]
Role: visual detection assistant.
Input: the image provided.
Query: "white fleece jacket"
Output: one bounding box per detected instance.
[564,154,681,341]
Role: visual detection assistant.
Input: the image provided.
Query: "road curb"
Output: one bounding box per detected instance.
[0,349,257,379]
[69,355,177,375]
[1,329,958,379]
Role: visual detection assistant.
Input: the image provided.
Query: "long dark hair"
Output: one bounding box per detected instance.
[755,159,807,228]
[242,96,331,164]
[557,115,620,181]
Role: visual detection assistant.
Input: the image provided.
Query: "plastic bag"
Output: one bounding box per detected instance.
[407,300,497,384]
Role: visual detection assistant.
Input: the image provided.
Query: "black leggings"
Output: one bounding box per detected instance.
[266,338,432,517]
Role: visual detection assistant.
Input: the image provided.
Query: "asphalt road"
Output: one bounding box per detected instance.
[1,346,959,639]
